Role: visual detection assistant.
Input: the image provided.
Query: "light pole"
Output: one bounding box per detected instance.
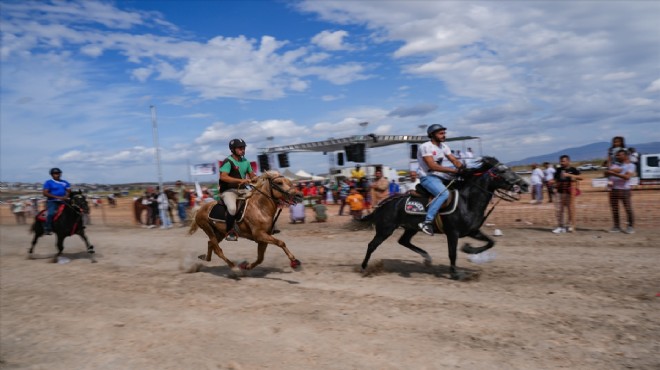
[150,105,163,192]
[358,121,369,171]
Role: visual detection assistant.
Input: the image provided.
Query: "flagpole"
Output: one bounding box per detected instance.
[150,105,164,191]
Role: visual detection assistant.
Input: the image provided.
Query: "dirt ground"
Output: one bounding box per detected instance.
[1,199,659,369]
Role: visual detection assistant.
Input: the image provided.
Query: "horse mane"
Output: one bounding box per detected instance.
[254,170,282,187]
[469,156,499,172]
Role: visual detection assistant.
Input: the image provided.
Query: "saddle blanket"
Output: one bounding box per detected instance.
[403,190,459,216]
[36,204,65,222]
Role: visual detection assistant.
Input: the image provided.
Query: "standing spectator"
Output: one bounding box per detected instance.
[318,184,327,204]
[351,165,365,181]
[605,150,636,233]
[370,169,389,206]
[12,200,26,224]
[289,202,306,223]
[400,170,420,193]
[312,199,328,222]
[552,155,583,234]
[157,187,172,229]
[464,147,475,159]
[174,180,188,226]
[606,136,627,167]
[389,179,400,196]
[529,163,544,204]
[345,186,365,220]
[455,150,462,159]
[42,168,71,235]
[24,200,34,219]
[325,182,334,204]
[337,178,350,216]
[543,162,556,203]
[149,190,159,228]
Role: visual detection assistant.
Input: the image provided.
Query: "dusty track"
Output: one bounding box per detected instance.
[1,213,658,369]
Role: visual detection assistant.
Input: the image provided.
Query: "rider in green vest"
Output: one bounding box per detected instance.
[219,138,256,241]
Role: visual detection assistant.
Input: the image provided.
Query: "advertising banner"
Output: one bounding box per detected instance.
[190,163,216,176]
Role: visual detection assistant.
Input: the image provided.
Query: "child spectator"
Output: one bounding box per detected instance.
[312,199,328,222]
[345,186,365,220]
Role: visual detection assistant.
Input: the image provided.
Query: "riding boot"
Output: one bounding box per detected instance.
[225,214,238,241]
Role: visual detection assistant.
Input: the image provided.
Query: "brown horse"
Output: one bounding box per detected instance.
[188,171,303,273]
[133,189,177,225]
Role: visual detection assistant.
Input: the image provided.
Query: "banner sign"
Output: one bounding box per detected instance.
[190,163,217,176]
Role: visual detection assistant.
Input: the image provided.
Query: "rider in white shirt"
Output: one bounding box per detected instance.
[417,124,464,236]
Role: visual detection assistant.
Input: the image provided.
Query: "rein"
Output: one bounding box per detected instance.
[470,165,520,202]
[249,175,298,208]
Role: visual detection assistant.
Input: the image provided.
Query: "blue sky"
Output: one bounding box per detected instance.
[1,0,659,184]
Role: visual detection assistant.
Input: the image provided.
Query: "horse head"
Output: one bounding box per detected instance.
[470,156,529,194]
[70,190,90,214]
[255,171,303,206]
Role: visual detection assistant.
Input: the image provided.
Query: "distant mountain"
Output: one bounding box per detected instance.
[507,141,660,166]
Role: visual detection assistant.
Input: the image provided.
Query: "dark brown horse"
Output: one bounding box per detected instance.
[188,171,303,274]
[29,190,95,263]
[133,189,177,225]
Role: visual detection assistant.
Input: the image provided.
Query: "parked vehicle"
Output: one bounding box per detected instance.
[640,153,660,185]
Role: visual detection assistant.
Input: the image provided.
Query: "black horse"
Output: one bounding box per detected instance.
[357,156,528,280]
[29,190,96,263]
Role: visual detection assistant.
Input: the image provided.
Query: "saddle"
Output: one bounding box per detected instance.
[36,204,65,222]
[208,198,249,223]
[403,183,459,216]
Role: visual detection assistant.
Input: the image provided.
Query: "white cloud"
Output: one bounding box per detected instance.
[321,94,345,101]
[311,30,351,51]
[646,78,660,92]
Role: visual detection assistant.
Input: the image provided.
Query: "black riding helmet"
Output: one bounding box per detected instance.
[427,124,447,138]
[229,138,247,155]
[50,167,62,175]
[229,138,246,150]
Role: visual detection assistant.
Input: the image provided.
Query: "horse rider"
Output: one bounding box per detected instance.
[219,138,257,241]
[417,124,464,236]
[42,167,71,235]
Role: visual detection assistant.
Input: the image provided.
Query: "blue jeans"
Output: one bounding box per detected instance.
[177,202,187,223]
[420,176,449,223]
[46,201,61,231]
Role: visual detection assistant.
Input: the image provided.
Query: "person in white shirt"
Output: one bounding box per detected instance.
[464,148,475,159]
[543,162,556,203]
[416,124,463,236]
[157,188,172,229]
[400,170,421,193]
[529,163,545,204]
[605,149,636,234]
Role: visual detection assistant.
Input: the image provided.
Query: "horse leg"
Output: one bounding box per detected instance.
[28,221,43,256]
[446,232,460,280]
[199,221,236,269]
[397,228,432,266]
[460,229,495,255]
[360,224,396,271]
[240,242,268,270]
[77,231,97,263]
[52,234,65,263]
[253,233,300,270]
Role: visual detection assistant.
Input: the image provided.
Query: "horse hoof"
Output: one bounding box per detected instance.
[290,259,302,270]
[239,261,250,270]
[450,273,460,280]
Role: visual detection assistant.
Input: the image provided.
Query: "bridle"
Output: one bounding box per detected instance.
[248,175,300,207]
[470,164,522,202]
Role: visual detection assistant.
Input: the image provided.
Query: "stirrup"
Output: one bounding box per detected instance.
[225,232,238,241]
[418,222,434,236]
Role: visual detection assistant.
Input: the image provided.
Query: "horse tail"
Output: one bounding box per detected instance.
[187,208,199,235]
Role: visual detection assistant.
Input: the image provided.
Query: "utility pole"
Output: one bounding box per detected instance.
[150,105,164,191]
